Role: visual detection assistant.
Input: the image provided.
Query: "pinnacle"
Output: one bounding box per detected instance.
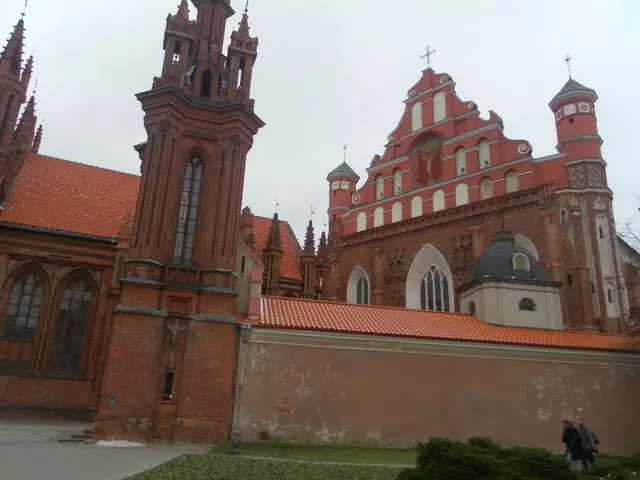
[176,0,190,22]
[1,17,25,75]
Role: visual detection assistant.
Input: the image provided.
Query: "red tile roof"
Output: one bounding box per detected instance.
[1,154,139,240]
[252,216,302,280]
[258,296,637,353]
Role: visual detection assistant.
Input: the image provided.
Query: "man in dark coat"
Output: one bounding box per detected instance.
[562,419,584,471]
[576,416,599,470]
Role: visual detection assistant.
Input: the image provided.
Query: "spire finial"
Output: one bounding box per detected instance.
[420,45,436,68]
[309,206,316,221]
[244,0,249,14]
[343,144,347,163]
[564,54,573,79]
[22,0,28,18]
[274,199,280,214]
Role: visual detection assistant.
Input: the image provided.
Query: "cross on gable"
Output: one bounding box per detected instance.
[420,46,436,68]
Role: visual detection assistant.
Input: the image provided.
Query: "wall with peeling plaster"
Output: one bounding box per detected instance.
[238,330,640,456]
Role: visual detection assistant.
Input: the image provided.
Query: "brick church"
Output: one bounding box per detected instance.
[0,1,638,450]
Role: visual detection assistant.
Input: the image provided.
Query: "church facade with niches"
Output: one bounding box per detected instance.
[326,68,629,334]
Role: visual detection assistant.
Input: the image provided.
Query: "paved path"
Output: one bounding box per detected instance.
[0,421,203,480]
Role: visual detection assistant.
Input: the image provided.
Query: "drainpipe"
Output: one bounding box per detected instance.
[229,323,253,454]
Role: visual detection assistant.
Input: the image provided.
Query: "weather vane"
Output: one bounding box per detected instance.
[343,144,347,163]
[420,46,436,68]
[564,54,573,79]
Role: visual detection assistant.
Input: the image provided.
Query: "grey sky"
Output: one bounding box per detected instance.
[4,0,639,244]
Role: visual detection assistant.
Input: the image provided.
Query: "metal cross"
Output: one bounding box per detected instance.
[420,46,436,68]
[309,206,316,220]
[343,144,347,163]
[564,54,573,79]
[244,0,249,14]
[275,199,280,214]
[21,0,28,17]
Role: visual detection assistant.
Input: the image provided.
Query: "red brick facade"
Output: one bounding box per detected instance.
[326,69,630,334]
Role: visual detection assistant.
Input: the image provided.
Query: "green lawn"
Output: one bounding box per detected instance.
[209,441,416,465]
[129,454,402,480]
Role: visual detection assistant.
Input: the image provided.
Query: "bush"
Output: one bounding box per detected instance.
[398,437,578,480]
[621,453,640,472]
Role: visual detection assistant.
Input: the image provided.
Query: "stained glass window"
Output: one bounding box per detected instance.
[173,158,202,265]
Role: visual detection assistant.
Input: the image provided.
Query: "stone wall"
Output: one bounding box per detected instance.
[239,328,640,455]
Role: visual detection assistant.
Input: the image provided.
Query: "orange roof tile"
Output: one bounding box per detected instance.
[1,154,139,240]
[258,296,637,353]
[252,216,302,280]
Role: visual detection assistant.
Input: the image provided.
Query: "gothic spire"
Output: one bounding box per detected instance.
[1,18,25,77]
[317,231,328,263]
[32,123,42,153]
[21,54,33,88]
[175,0,190,22]
[304,220,315,255]
[265,212,282,250]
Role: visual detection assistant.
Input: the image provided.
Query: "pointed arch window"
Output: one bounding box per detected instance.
[173,158,202,265]
[420,265,450,312]
[347,267,371,305]
[2,272,44,341]
[50,279,93,373]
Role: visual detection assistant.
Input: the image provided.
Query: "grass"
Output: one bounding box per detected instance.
[129,454,402,480]
[209,441,416,465]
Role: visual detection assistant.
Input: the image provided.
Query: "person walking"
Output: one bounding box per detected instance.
[562,419,584,472]
[576,416,599,470]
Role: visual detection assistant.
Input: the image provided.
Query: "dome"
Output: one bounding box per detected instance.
[464,231,553,286]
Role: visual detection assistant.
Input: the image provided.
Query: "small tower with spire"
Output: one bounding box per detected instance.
[300,219,316,299]
[262,212,283,295]
[315,230,330,298]
[327,145,360,248]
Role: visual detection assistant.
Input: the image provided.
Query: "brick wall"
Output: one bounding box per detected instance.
[239,329,640,456]
[0,376,91,409]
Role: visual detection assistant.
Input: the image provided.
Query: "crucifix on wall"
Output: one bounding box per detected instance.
[165,320,188,369]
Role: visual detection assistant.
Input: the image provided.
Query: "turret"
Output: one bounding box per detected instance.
[316,230,330,298]
[158,0,195,89]
[225,4,258,106]
[262,212,283,295]
[301,220,316,299]
[549,78,601,160]
[327,158,359,238]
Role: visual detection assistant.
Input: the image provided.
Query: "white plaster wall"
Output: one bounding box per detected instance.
[460,281,563,330]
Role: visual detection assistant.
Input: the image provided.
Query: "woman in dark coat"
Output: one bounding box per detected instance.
[562,419,584,470]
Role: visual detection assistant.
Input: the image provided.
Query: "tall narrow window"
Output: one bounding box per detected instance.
[505,170,519,193]
[200,70,212,98]
[356,212,367,232]
[237,58,246,89]
[392,202,403,223]
[411,196,423,218]
[478,140,490,168]
[173,41,182,63]
[433,92,446,123]
[420,265,450,312]
[173,158,202,265]
[241,256,246,275]
[2,272,44,341]
[50,279,93,373]
[163,371,175,401]
[357,277,370,305]
[480,177,493,200]
[393,169,402,194]
[455,148,466,176]
[376,175,384,200]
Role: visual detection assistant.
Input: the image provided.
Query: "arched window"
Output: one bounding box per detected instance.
[455,148,466,176]
[200,70,212,98]
[432,189,445,212]
[505,170,519,193]
[2,272,44,340]
[513,253,530,271]
[519,298,536,312]
[393,169,402,195]
[173,157,202,265]
[433,92,446,123]
[455,183,469,206]
[392,202,403,223]
[480,177,493,200]
[514,234,539,260]
[420,265,451,311]
[376,175,384,200]
[406,244,454,311]
[411,102,422,131]
[356,212,367,232]
[50,278,93,373]
[347,267,371,305]
[468,301,476,316]
[373,207,384,227]
[560,209,568,224]
[478,140,490,169]
[411,196,423,218]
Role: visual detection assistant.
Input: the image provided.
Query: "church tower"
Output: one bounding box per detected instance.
[0,15,39,203]
[96,0,264,442]
[550,77,625,332]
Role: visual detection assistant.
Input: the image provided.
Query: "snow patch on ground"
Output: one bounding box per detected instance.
[94,440,146,448]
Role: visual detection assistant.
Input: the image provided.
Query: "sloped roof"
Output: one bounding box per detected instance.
[0,154,139,240]
[252,216,302,281]
[258,296,637,353]
[326,161,360,182]
[550,78,597,108]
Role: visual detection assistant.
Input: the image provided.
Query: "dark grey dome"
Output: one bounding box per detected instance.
[464,231,553,286]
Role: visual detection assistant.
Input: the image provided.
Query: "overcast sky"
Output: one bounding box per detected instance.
[4,0,639,244]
